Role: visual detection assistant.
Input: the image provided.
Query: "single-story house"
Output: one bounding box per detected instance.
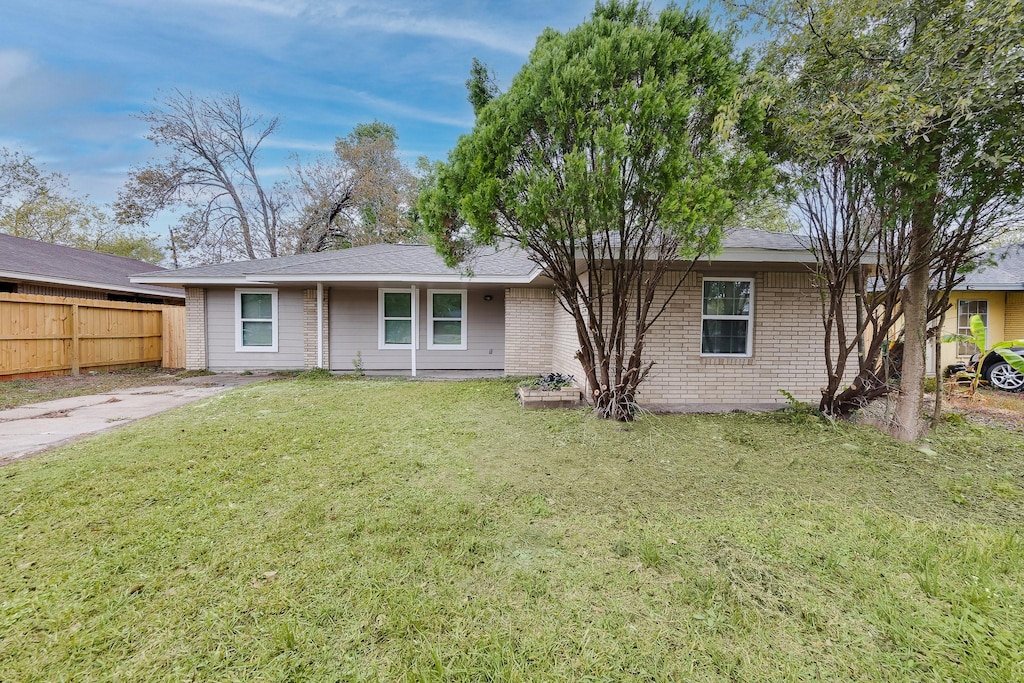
[132,229,839,409]
[0,233,184,304]
[933,243,1024,369]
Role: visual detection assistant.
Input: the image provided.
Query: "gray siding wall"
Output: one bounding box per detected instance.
[329,287,505,371]
[206,286,305,371]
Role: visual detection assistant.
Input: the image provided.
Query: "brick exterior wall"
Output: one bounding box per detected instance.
[502,269,848,408]
[551,296,584,383]
[504,288,555,375]
[185,287,207,370]
[303,287,330,369]
[638,270,832,407]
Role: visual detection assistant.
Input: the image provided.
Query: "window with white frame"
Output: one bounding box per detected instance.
[427,289,467,350]
[957,299,989,357]
[379,289,414,348]
[701,278,753,356]
[235,289,278,352]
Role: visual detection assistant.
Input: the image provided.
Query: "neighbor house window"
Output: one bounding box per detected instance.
[427,289,467,350]
[701,278,753,356]
[379,289,414,349]
[957,299,989,357]
[235,289,278,352]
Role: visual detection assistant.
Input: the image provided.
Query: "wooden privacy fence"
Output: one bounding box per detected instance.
[0,293,186,380]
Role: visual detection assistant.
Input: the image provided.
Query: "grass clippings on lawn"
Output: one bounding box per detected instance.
[1,378,1022,681]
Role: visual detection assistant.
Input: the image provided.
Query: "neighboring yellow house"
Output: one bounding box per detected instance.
[932,244,1024,373]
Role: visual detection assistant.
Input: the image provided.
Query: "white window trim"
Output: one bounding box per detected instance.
[956,299,989,357]
[426,289,468,350]
[700,277,754,357]
[379,288,418,350]
[235,288,279,353]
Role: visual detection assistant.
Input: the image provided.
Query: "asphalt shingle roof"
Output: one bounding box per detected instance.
[132,228,815,284]
[961,243,1024,289]
[133,242,539,281]
[0,233,183,298]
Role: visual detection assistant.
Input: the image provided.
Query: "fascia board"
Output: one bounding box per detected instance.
[961,283,1024,291]
[1,270,186,298]
[710,248,818,263]
[130,275,273,286]
[248,268,543,284]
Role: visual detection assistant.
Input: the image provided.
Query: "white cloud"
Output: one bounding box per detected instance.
[260,137,335,153]
[0,49,34,90]
[340,8,534,56]
[156,0,309,18]
[337,87,474,128]
[147,0,533,56]
[0,50,109,125]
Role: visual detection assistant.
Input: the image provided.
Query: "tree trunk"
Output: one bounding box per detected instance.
[892,132,943,442]
[891,221,931,441]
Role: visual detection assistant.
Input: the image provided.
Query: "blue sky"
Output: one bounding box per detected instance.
[0,0,680,213]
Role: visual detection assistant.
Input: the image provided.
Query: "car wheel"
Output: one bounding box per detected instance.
[986,361,1024,392]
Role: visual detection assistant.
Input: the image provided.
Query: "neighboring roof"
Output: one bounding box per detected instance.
[131,228,817,286]
[0,233,184,299]
[957,243,1024,291]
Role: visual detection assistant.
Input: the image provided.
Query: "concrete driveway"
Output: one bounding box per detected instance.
[0,374,270,465]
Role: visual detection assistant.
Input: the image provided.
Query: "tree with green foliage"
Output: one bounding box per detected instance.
[420,1,770,420]
[465,57,499,116]
[287,121,419,252]
[743,0,1024,439]
[1,148,163,263]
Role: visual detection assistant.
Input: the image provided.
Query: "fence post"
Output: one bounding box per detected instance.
[70,303,80,375]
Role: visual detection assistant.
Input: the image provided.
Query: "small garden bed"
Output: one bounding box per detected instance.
[517,373,583,409]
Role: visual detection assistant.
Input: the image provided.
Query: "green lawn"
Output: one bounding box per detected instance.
[1,378,1022,681]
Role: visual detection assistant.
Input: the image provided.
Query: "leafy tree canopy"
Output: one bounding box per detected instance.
[420,0,771,419]
[740,0,1024,438]
[288,121,420,252]
[1,148,164,264]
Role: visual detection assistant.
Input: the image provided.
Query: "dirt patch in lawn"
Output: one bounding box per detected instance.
[939,387,1024,431]
[0,368,183,410]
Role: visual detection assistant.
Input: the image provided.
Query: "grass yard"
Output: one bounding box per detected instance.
[1,378,1022,681]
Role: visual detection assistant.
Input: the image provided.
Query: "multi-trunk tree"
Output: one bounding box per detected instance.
[747,0,1024,439]
[116,90,286,266]
[117,92,420,265]
[420,1,771,420]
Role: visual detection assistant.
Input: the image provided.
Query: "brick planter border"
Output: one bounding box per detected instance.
[517,386,584,409]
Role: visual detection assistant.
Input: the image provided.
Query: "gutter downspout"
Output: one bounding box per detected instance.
[411,285,418,377]
[316,282,324,369]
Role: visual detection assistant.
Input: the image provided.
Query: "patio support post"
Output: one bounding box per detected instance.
[316,281,324,369]
[411,285,418,377]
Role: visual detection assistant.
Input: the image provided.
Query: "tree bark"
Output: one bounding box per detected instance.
[894,275,928,439]
[891,214,932,441]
